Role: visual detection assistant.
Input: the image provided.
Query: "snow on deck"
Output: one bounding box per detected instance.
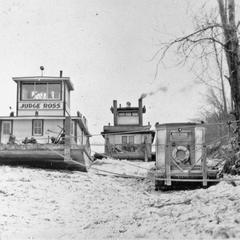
[0,159,239,239]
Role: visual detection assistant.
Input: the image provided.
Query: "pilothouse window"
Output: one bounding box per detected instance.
[34,83,47,99]
[21,82,61,100]
[48,83,61,99]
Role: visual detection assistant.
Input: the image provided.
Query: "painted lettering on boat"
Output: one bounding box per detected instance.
[19,102,62,110]
[42,103,61,109]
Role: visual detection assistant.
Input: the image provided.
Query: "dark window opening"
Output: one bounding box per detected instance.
[122,136,128,144]
[2,122,11,135]
[33,120,43,136]
[122,135,135,144]
[129,136,134,144]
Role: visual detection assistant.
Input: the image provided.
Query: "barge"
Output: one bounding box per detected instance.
[0,68,92,171]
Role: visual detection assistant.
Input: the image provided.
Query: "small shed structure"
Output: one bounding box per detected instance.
[154,122,219,189]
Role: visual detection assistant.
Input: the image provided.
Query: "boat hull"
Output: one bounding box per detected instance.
[0,144,92,172]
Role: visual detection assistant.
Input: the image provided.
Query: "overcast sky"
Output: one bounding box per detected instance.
[0,0,228,143]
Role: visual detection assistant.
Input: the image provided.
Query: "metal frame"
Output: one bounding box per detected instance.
[160,125,208,187]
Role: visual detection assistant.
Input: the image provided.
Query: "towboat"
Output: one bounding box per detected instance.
[101,99,155,161]
[0,68,92,171]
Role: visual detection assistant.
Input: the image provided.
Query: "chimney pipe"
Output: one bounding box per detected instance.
[60,70,63,78]
[138,98,143,126]
[113,100,118,126]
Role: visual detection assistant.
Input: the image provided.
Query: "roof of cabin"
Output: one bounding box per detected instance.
[12,76,74,91]
[110,106,146,113]
[102,125,152,134]
[155,122,203,128]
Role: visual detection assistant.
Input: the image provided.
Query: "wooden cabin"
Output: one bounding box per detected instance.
[0,69,91,171]
[101,98,155,161]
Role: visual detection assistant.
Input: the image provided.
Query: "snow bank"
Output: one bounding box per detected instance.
[90,158,155,178]
[0,159,239,239]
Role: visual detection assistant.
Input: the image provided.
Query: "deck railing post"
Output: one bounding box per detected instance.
[144,136,148,162]
[202,145,207,186]
[165,145,171,186]
[64,116,71,161]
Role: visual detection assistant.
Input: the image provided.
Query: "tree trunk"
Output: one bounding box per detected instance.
[218,0,240,145]
[212,38,228,116]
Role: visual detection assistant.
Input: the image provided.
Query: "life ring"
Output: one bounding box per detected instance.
[172,146,190,164]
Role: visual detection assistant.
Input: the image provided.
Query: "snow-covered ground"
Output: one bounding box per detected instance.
[0,158,239,239]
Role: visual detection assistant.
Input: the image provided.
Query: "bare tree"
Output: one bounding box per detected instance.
[156,0,240,145]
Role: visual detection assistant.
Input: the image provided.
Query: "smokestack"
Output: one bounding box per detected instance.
[113,100,118,126]
[60,70,63,78]
[138,98,143,126]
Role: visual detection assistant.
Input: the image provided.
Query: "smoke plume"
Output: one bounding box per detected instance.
[140,86,168,99]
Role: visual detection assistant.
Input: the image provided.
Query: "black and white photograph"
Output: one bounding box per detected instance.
[0,0,239,239]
